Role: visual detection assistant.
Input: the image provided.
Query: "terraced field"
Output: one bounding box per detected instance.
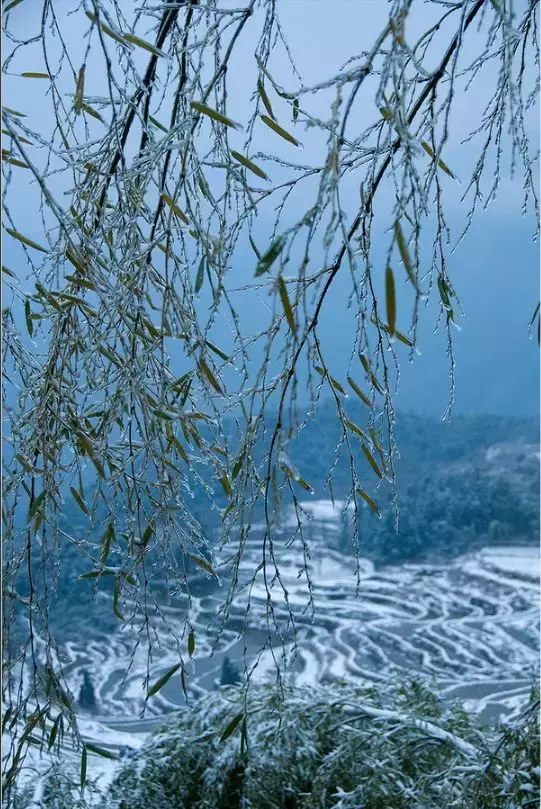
[55,501,538,744]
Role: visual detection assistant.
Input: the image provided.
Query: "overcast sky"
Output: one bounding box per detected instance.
[3,0,539,419]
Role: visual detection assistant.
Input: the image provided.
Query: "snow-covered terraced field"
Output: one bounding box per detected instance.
[56,500,538,741]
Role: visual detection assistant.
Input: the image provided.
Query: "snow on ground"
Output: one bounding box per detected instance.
[7,501,539,794]
[478,546,539,581]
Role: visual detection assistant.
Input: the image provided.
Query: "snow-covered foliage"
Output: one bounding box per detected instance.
[12,679,539,809]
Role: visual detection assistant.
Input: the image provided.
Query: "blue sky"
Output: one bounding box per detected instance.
[3,0,539,418]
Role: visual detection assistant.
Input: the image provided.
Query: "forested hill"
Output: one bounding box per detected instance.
[286,406,539,565]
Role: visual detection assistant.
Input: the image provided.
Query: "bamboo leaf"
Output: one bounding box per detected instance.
[3,0,24,12]
[394,221,420,292]
[345,418,367,440]
[70,486,88,515]
[140,521,154,550]
[220,712,244,742]
[3,107,26,117]
[2,129,32,145]
[195,257,205,293]
[191,101,240,129]
[296,477,314,494]
[277,276,296,335]
[347,377,373,408]
[80,746,87,790]
[85,743,118,760]
[20,72,50,79]
[356,487,381,517]
[149,115,168,133]
[421,141,455,178]
[27,490,46,522]
[81,103,104,123]
[385,265,396,335]
[205,340,229,361]
[190,555,218,578]
[219,474,232,499]
[232,453,244,480]
[369,318,414,347]
[5,228,48,253]
[361,444,383,479]
[147,662,181,697]
[24,299,33,337]
[161,193,189,224]
[85,11,129,47]
[188,631,195,657]
[260,114,299,146]
[255,235,285,277]
[2,153,30,169]
[198,358,223,395]
[257,79,275,119]
[123,32,166,58]
[230,149,268,180]
[74,66,85,114]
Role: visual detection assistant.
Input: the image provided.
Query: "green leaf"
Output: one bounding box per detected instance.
[70,486,88,515]
[230,149,268,180]
[198,357,223,395]
[359,354,384,394]
[3,106,26,117]
[220,712,244,742]
[260,114,299,146]
[27,490,46,523]
[85,11,129,47]
[3,0,24,12]
[24,299,33,337]
[195,257,205,293]
[85,743,118,760]
[148,662,182,697]
[421,141,455,178]
[385,265,396,335]
[47,715,61,750]
[161,193,189,224]
[370,318,413,347]
[79,569,115,580]
[293,98,299,122]
[123,32,166,57]
[345,418,367,440]
[347,377,373,408]
[20,72,50,79]
[188,631,195,657]
[80,745,87,790]
[219,474,233,499]
[232,452,244,480]
[362,443,383,479]
[113,575,124,621]
[205,339,229,361]
[437,275,452,310]
[394,221,420,292]
[190,555,218,578]
[277,276,296,335]
[2,154,30,169]
[81,102,104,122]
[5,227,48,253]
[257,79,275,119]
[191,101,240,129]
[149,115,168,133]
[255,235,286,277]
[356,487,381,517]
[74,66,85,115]
[140,521,154,550]
[296,477,314,494]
